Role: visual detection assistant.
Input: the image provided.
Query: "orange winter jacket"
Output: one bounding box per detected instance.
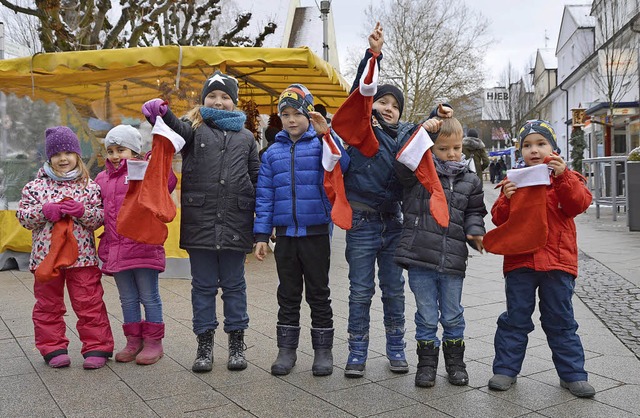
[491,169,592,277]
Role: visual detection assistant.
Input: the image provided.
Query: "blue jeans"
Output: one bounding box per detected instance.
[345,210,405,335]
[114,268,163,324]
[493,268,588,382]
[188,249,249,335]
[408,266,465,345]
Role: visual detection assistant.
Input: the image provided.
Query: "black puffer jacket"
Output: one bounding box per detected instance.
[394,158,487,277]
[162,109,259,253]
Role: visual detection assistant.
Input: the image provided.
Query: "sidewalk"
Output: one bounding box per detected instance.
[1,184,639,417]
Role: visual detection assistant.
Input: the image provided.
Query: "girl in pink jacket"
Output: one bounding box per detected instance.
[17,126,114,369]
[95,125,177,365]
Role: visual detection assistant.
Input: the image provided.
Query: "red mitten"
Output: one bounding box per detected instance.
[42,203,63,222]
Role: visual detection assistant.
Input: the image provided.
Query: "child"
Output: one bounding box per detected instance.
[95,125,177,365]
[254,84,345,377]
[331,22,452,378]
[142,70,259,373]
[16,126,114,369]
[394,117,486,387]
[487,120,595,398]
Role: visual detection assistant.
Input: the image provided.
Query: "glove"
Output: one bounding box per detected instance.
[60,200,85,218]
[42,202,63,222]
[142,99,168,124]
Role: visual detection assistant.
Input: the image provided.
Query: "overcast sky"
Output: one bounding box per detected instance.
[326,0,586,87]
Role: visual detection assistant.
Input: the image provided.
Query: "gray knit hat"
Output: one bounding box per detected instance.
[104,125,142,155]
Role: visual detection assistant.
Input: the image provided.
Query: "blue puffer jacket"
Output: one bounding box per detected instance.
[254,125,346,240]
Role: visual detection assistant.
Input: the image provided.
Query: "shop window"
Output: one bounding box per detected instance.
[614,132,626,154]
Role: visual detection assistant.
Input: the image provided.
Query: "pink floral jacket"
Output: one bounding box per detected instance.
[16,168,104,271]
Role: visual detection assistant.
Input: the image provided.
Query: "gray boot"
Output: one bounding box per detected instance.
[415,340,439,387]
[192,329,214,373]
[271,325,300,376]
[227,330,247,371]
[311,328,334,376]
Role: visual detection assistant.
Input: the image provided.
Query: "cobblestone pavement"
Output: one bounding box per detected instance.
[576,251,640,358]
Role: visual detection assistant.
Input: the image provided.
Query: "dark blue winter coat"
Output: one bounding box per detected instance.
[254,125,348,241]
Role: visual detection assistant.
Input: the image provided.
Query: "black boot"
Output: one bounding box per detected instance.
[415,340,439,387]
[192,329,214,373]
[271,325,300,376]
[443,339,468,386]
[227,330,247,371]
[311,328,334,376]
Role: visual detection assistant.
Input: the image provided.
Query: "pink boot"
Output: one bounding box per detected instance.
[83,356,108,369]
[48,353,71,368]
[136,322,164,365]
[115,322,143,363]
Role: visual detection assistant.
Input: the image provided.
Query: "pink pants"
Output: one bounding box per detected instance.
[33,265,114,361]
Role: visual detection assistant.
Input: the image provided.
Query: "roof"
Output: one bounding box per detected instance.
[0,46,350,121]
[567,4,596,28]
[538,48,558,69]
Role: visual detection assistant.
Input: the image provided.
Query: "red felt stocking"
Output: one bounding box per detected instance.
[321,132,352,230]
[396,126,450,228]
[331,51,380,157]
[34,217,78,283]
[117,179,169,245]
[483,185,548,255]
[137,134,176,223]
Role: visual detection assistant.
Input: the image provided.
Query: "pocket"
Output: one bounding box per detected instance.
[183,193,205,207]
[237,196,255,212]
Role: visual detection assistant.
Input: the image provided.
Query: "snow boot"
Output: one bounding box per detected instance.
[271,325,300,376]
[115,322,143,363]
[136,322,164,365]
[442,339,468,386]
[415,340,439,387]
[386,328,409,373]
[311,328,334,376]
[344,333,369,378]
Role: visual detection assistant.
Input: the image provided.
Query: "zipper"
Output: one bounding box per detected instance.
[290,143,299,234]
[438,177,451,269]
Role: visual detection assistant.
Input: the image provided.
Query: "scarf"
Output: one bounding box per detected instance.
[200,107,247,132]
[433,155,468,178]
[43,162,80,182]
[372,109,399,138]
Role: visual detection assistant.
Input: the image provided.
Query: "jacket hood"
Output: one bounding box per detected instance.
[462,136,485,151]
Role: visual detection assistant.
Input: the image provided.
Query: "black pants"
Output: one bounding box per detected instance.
[274,234,333,328]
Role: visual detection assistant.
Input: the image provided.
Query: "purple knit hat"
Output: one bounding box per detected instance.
[45,126,82,160]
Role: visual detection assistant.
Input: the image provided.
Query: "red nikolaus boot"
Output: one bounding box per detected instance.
[321,132,352,230]
[331,50,380,157]
[396,126,450,228]
[117,118,184,245]
[34,216,78,283]
[484,163,551,255]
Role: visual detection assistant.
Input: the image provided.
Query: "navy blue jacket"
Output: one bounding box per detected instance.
[254,125,347,241]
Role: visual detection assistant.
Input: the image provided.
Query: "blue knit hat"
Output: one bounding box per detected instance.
[45,126,82,160]
[278,84,314,119]
[518,119,560,153]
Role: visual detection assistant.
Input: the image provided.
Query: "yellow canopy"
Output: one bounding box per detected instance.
[0,46,350,120]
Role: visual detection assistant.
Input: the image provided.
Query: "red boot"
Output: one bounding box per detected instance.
[136,322,164,365]
[115,322,143,363]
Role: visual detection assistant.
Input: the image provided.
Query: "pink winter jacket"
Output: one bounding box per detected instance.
[95,159,177,275]
[16,168,104,271]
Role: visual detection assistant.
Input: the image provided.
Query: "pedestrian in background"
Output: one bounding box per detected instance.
[142,70,259,373]
[487,120,595,398]
[254,84,347,377]
[395,117,486,388]
[95,125,177,365]
[16,126,113,369]
[462,128,489,184]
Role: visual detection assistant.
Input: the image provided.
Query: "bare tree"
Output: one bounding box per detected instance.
[365,0,491,122]
[0,0,277,51]
[0,0,41,53]
[590,0,639,154]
